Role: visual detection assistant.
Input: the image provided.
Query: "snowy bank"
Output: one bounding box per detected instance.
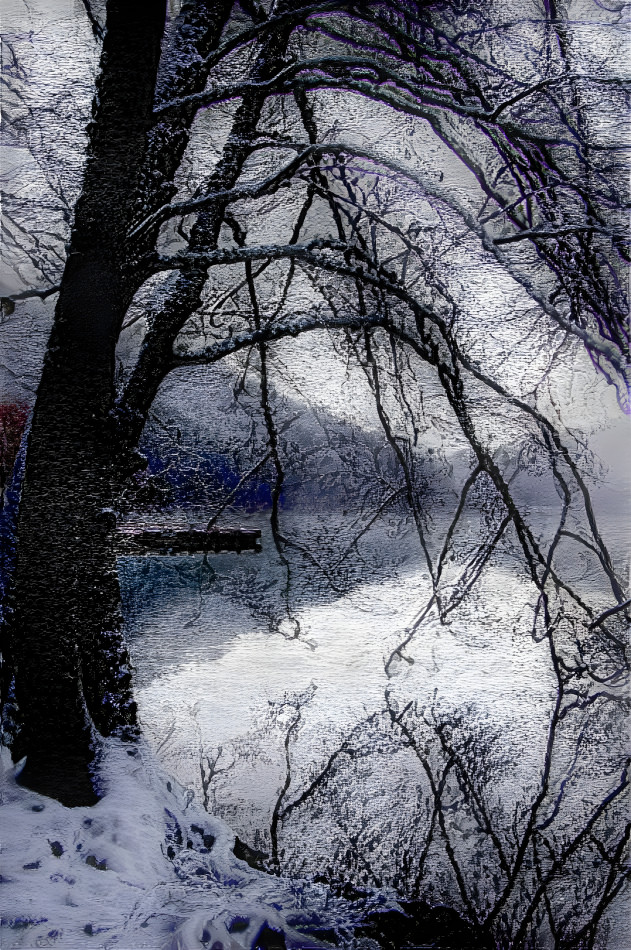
[0,740,370,950]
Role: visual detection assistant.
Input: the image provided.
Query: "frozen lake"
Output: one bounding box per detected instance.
[119,474,629,871]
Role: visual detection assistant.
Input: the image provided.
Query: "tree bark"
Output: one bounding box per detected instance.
[7,1,166,805]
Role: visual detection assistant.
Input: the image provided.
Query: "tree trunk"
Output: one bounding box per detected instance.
[10,259,132,804]
[6,1,166,805]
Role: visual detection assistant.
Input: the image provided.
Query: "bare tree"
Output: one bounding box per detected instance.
[1,5,628,945]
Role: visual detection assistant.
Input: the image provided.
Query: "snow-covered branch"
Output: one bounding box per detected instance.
[171,310,388,367]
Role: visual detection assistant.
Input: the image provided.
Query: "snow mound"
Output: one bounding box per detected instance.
[0,741,370,949]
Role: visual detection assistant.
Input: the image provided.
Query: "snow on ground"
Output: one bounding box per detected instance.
[0,741,374,950]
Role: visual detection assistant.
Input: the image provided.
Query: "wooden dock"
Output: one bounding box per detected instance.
[117,524,261,556]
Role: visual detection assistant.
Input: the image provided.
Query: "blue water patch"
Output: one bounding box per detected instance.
[0,418,30,624]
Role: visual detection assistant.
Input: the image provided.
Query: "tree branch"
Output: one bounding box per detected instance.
[171,309,388,368]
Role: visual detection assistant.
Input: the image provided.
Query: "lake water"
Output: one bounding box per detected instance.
[119,480,629,887]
